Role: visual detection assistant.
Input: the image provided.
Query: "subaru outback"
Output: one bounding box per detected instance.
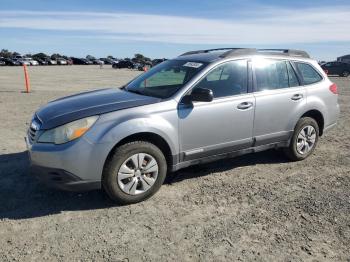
[26,48,340,204]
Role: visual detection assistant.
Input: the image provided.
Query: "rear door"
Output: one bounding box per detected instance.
[252,59,306,146]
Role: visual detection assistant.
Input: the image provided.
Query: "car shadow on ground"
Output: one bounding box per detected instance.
[0,151,115,220]
[166,149,288,184]
[0,149,288,220]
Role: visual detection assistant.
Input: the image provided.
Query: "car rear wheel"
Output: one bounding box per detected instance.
[342,71,349,77]
[283,117,319,161]
[102,141,167,204]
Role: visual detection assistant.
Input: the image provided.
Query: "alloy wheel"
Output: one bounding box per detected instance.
[296,125,317,155]
[117,153,159,195]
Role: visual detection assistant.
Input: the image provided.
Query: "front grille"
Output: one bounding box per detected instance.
[28,115,41,144]
[28,126,37,143]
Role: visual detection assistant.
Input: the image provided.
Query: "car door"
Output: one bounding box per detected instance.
[332,62,343,75]
[337,62,350,76]
[178,60,255,161]
[252,59,306,146]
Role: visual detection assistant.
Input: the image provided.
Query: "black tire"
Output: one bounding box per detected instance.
[283,117,319,161]
[102,141,167,205]
[342,71,349,77]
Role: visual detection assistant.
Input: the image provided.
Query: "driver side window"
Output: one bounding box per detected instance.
[193,60,248,98]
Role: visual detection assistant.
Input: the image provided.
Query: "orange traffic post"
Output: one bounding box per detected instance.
[23,64,30,93]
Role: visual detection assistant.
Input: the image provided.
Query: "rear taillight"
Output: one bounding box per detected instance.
[329,83,338,94]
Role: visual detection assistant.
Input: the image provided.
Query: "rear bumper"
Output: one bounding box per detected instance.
[30,164,101,191]
[323,103,340,135]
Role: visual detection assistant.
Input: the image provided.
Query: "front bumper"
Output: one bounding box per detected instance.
[30,164,101,191]
[25,136,106,192]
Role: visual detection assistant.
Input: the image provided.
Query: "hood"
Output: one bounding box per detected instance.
[36,88,160,130]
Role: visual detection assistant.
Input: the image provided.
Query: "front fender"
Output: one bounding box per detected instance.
[104,117,177,151]
[85,109,179,158]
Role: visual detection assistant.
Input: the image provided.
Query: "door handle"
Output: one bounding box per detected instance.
[237,102,253,110]
[291,94,303,101]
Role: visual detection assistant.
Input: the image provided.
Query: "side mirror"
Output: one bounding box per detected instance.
[190,87,214,102]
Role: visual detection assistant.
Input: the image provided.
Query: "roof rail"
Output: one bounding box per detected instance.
[179,48,310,59]
[257,49,310,58]
[219,48,257,58]
[179,48,249,56]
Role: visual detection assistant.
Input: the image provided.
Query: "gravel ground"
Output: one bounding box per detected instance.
[0,65,349,261]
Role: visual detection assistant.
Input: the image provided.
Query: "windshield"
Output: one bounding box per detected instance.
[126,60,207,98]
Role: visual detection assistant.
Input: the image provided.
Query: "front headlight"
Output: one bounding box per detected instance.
[38,116,99,144]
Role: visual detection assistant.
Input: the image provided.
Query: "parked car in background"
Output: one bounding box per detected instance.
[337,54,350,64]
[144,61,153,70]
[71,57,81,65]
[24,58,39,66]
[45,58,57,65]
[18,58,31,66]
[92,59,104,65]
[3,58,21,66]
[86,59,94,65]
[36,59,49,65]
[14,55,24,60]
[71,57,93,65]
[321,61,350,77]
[133,61,152,71]
[99,58,114,65]
[57,58,68,65]
[112,60,135,69]
[133,63,144,71]
[31,59,39,66]
[0,58,6,66]
[26,48,339,204]
[152,58,167,66]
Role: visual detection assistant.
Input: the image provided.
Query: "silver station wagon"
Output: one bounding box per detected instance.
[26,48,340,204]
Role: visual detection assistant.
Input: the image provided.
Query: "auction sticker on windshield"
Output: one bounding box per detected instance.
[183,62,203,68]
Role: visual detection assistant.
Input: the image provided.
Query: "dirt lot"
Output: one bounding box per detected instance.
[0,65,349,261]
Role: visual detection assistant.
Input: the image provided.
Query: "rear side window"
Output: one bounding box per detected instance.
[286,62,300,87]
[295,62,322,85]
[254,59,289,91]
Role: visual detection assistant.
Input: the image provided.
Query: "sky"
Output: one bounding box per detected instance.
[0,0,350,60]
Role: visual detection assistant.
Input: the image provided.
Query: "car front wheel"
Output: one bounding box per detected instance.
[284,117,319,161]
[342,71,349,77]
[102,141,167,204]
